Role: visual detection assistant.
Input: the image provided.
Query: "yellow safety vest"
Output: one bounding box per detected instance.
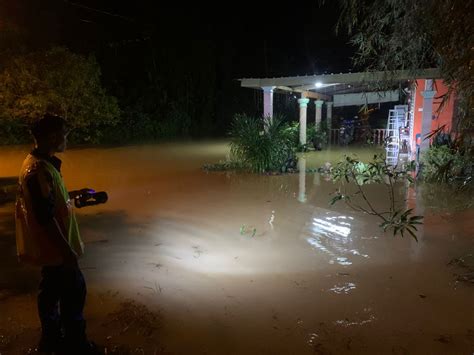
[15,154,83,266]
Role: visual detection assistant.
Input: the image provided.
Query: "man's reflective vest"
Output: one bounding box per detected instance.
[15,154,83,265]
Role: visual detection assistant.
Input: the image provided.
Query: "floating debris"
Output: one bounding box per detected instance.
[448,254,474,284]
[104,300,160,337]
[329,282,356,294]
[240,224,257,237]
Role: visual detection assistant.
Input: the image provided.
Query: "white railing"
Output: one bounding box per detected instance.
[372,129,387,145]
[329,128,387,145]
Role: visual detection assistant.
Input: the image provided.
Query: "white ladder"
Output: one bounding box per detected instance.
[385,107,406,166]
[395,105,410,157]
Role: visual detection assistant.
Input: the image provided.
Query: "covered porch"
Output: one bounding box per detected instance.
[239,69,441,157]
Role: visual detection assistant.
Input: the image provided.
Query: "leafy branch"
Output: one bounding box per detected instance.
[329,154,423,241]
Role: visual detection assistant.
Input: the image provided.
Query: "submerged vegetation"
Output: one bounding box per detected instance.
[229,114,297,173]
[421,145,471,183]
[282,121,329,152]
[420,128,473,184]
[203,114,298,173]
[203,114,330,173]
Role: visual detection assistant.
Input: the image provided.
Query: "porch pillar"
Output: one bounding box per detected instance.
[420,80,436,155]
[315,100,324,126]
[262,86,275,127]
[326,101,333,130]
[298,98,310,145]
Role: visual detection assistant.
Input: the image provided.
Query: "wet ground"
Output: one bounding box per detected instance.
[0,141,473,354]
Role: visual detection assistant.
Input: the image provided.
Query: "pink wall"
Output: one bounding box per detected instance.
[412,79,455,148]
[412,80,425,147]
[432,81,455,132]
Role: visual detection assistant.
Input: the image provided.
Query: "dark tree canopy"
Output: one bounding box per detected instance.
[335,0,474,129]
[0,47,120,143]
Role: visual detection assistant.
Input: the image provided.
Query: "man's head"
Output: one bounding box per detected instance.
[31,114,69,153]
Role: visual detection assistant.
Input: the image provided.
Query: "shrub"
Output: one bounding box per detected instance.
[421,145,471,182]
[229,114,297,173]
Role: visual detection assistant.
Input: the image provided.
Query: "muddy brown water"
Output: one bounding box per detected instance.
[0,141,473,354]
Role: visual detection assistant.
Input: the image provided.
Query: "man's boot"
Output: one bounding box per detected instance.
[37,320,63,353]
[63,320,101,354]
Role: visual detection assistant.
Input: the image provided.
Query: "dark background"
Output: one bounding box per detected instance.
[1,0,373,137]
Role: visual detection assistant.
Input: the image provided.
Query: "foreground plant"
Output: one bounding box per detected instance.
[421,127,473,184]
[329,155,423,240]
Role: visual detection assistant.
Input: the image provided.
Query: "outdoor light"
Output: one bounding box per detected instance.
[315,82,323,88]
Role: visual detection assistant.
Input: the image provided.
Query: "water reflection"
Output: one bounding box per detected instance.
[268,210,275,229]
[307,332,319,346]
[313,218,351,237]
[305,213,369,266]
[313,172,320,186]
[298,157,307,203]
[329,282,356,294]
[334,315,376,327]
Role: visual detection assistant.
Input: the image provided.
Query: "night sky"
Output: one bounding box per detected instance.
[3,1,352,74]
[1,0,357,133]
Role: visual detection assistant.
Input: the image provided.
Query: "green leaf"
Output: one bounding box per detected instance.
[393,226,399,236]
[330,194,343,206]
[406,228,418,242]
[251,228,257,238]
[379,221,390,231]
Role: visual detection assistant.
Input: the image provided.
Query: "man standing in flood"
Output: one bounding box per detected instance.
[15,114,99,354]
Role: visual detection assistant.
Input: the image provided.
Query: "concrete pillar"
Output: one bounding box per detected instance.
[298,98,310,145]
[420,80,436,155]
[298,156,306,203]
[262,86,275,127]
[315,100,324,126]
[326,101,333,130]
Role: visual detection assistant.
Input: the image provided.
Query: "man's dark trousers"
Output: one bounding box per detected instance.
[38,263,87,348]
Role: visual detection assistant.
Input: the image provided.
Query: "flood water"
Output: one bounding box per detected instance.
[0,141,473,354]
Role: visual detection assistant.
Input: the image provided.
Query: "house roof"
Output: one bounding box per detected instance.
[239,68,441,100]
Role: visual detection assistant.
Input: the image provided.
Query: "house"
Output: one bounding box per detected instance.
[239,69,456,162]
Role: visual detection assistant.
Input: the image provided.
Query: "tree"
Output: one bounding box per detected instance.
[0,47,120,143]
[334,0,473,130]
